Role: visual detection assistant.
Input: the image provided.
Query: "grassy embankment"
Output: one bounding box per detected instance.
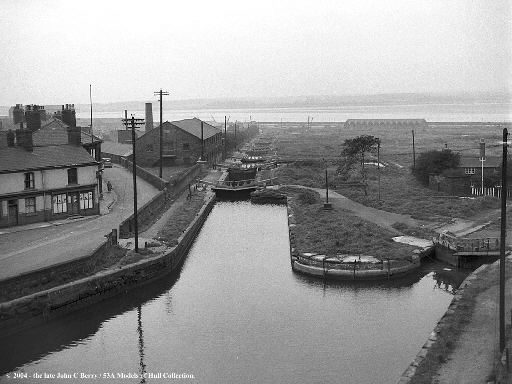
[0,190,209,303]
[270,124,501,224]
[284,186,417,260]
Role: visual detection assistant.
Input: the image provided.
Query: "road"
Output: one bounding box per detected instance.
[0,165,159,280]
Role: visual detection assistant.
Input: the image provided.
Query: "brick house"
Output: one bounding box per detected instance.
[0,130,100,228]
[458,156,500,182]
[33,118,103,161]
[135,118,223,166]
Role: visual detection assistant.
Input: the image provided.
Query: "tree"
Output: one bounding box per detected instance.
[412,149,460,185]
[341,135,381,171]
[340,135,381,196]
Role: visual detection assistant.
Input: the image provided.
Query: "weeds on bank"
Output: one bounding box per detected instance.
[277,163,499,222]
[410,261,512,384]
[156,191,207,245]
[282,187,416,260]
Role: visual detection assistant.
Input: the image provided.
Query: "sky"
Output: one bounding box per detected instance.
[0,0,511,105]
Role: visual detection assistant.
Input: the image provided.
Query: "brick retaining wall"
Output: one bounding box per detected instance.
[0,237,118,303]
[0,195,216,333]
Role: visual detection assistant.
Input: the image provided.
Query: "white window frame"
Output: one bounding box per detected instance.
[465,168,476,175]
[79,191,93,210]
[53,193,67,213]
[25,197,36,214]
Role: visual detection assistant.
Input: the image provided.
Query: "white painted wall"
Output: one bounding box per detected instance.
[0,165,97,196]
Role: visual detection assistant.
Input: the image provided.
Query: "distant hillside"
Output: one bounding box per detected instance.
[2,92,510,116]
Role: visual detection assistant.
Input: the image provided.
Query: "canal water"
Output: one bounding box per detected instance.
[0,201,459,384]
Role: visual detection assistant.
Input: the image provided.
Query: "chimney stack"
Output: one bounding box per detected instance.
[15,129,33,152]
[61,104,76,127]
[67,126,82,146]
[145,103,153,132]
[12,104,24,124]
[6,130,15,147]
[25,105,43,132]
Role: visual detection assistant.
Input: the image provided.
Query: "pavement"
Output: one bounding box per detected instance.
[0,164,159,281]
[434,257,512,384]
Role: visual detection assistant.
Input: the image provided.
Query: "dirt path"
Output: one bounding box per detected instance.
[284,185,419,234]
[434,260,512,384]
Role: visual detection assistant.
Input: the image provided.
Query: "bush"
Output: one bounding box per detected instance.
[413,149,460,185]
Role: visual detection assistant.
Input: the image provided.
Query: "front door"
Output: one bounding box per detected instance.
[8,200,18,226]
[68,193,80,215]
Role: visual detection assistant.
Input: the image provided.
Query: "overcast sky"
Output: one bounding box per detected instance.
[1,0,510,105]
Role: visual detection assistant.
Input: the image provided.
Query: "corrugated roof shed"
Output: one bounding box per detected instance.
[0,145,97,174]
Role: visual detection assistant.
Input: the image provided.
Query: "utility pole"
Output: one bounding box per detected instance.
[412,130,416,171]
[377,139,381,202]
[500,127,508,353]
[154,89,169,179]
[200,120,205,161]
[122,114,145,253]
[480,138,485,196]
[90,84,93,145]
[224,116,227,159]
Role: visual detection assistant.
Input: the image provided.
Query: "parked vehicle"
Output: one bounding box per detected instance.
[102,157,113,168]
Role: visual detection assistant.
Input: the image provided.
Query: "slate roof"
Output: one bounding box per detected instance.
[460,156,501,168]
[0,145,98,174]
[170,118,221,139]
[33,118,101,146]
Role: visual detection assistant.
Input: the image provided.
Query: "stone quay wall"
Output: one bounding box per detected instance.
[0,195,216,334]
[118,163,203,238]
[395,262,490,384]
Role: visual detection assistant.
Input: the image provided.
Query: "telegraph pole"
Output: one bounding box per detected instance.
[500,127,508,352]
[377,139,381,202]
[480,138,485,196]
[224,116,227,159]
[412,130,416,171]
[200,120,205,161]
[122,114,145,253]
[154,89,169,179]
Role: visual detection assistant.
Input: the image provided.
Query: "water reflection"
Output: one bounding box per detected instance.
[0,201,461,384]
[137,306,146,384]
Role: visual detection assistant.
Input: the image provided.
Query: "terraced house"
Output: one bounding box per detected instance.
[0,129,99,228]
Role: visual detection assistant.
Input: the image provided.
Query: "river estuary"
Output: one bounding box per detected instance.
[0,201,461,384]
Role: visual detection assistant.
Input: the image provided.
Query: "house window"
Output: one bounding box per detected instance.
[80,191,93,209]
[24,172,35,189]
[182,143,190,150]
[465,168,476,175]
[25,197,36,214]
[146,144,153,152]
[53,193,67,213]
[68,168,78,184]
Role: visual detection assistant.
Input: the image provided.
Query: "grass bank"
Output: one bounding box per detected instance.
[283,186,417,260]
[276,164,499,222]
[156,190,208,245]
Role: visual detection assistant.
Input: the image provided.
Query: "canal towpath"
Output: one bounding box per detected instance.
[280,185,420,234]
[433,257,512,384]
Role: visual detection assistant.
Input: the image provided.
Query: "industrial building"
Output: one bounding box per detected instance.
[134,118,223,166]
